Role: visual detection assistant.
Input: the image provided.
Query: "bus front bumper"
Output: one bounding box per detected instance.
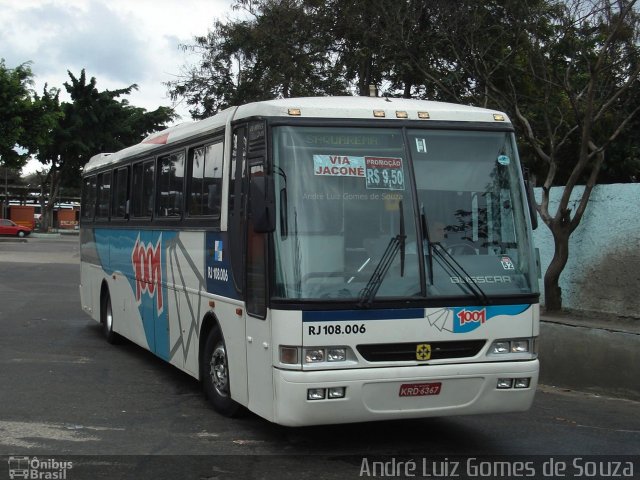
[272,360,539,427]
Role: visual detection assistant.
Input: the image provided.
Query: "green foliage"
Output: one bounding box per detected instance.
[0,59,61,169]
[168,0,349,119]
[169,0,640,188]
[38,70,177,187]
[0,59,33,168]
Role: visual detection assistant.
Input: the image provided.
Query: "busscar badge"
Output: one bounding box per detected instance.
[416,343,432,361]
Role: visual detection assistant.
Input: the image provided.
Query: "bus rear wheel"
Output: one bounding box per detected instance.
[101,293,118,344]
[202,328,241,417]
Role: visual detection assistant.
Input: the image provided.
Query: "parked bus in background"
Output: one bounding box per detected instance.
[80,97,540,426]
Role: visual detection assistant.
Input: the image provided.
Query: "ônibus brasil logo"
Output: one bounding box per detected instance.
[131,234,163,313]
[456,308,486,326]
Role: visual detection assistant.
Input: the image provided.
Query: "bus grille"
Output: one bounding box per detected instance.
[356,340,486,362]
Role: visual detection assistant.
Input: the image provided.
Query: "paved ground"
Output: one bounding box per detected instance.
[1,236,638,479]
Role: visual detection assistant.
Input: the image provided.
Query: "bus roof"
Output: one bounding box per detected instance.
[84,96,511,173]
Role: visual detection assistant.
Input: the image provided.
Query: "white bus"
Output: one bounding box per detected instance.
[80,97,540,426]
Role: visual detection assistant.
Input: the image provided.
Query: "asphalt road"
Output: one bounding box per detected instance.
[0,236,638,479]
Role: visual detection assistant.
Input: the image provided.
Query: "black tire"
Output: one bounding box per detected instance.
[202,327,241,417]
[102,292,118,344]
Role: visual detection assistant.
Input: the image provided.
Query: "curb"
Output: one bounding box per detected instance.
[31,233,62,238]
[539,316,640,401]
[1,232,78,240]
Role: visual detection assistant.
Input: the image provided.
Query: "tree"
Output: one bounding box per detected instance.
[169,0,640,311]
[167,0,459,114]
[36,70,176,231]
[430,0,640,310]
[0,59,35,170]
[0,59,61,218]
[167,0,349,118]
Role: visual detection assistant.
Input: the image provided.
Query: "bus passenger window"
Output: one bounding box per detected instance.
[81,175,97,220]
[157,151,185,218]
[189,142,223,221]
[111,167,129,219]
[132,161,155,218]
[95,172,111,219]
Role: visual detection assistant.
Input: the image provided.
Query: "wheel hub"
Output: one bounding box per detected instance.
[209,345,229,397]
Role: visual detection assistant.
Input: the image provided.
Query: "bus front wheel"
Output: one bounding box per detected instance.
[202,328,241,417]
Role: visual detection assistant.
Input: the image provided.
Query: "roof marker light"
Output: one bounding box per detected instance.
[417,111,430,119]
[142,132,170,145]
[396,111,408,118]
[288,108,301,116]
[493,113,505,121]
[373,110,386,118]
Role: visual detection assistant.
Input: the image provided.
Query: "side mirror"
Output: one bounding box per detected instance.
[250,175,275,233]
[523,169,538,230]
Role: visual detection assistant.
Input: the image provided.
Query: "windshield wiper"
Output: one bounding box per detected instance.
[358,201,406,307]
[431,243,490,306]
[419,205,486,304]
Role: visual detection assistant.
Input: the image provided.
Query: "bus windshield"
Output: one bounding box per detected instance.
[272,126,537,302]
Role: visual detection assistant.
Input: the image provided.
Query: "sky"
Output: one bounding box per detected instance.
[0,0,234,174]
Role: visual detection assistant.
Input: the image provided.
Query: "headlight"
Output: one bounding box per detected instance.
[327,348,347,362]
[497,377,531,390]
[307,388,326,400]
[305,348,325,363]
[328,387,346,398]
[304,346,349,363]
[514,378,531,389]
[511,339,530,353]
[497,378,513,389]
[281,345,354,367]
[489,338,536,355]
[490,341,511,354]
[307,387,346,400]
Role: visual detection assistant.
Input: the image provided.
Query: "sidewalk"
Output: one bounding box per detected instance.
[0,231,79,240]
[539,309,640,401]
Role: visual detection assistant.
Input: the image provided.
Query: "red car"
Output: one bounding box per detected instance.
[0,219,32,237]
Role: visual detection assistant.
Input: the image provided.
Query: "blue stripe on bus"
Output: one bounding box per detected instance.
[302,308,425,322]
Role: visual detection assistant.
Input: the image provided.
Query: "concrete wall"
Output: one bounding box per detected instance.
[539,321,640,400]
[533,183,640,317]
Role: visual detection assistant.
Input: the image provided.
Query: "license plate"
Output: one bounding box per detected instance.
[399,382,442,397]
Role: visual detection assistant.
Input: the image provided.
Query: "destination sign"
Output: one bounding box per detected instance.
[301,133,401,148]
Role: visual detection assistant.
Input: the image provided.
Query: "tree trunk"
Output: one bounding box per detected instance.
[39,202,48,232]
[544,224,571,311]
[42,168,60,232]
[403,81,412,98]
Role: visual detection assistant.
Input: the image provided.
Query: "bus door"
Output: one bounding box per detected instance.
[243,121,274,418]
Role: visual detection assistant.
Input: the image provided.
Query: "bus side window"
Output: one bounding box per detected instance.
[131,160,155,218]
[204,143,224,218]
[188,141,223,223]
[81,175,97,221]
[157,151,185,218]
[95,172,111,220]
[111,166,129,219]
